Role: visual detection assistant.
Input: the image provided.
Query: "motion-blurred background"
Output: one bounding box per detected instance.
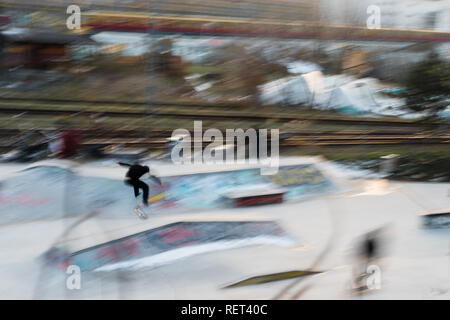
[0,0,448,178]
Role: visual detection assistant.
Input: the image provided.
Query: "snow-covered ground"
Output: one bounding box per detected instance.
[259,69,413,117]
[0,157,448,299]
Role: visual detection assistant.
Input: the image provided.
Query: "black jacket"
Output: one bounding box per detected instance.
[119,162,162,185]
[119,162,149,180]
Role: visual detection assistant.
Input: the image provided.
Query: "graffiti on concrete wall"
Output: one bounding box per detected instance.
[267,165,327,187]
[0,163,331,223]
[266,165,330,201]
[146,164,331,211]
[63,221,289,271]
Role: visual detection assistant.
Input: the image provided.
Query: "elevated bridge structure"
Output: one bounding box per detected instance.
[83,11,450,43]
[0,1,448,43]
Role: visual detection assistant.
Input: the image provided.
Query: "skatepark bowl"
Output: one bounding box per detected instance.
[0,157,448,299]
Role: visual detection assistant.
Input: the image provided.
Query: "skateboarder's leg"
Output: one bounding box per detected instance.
[133,184,140,198]
[136,180,149,206]
[125,179,142,197]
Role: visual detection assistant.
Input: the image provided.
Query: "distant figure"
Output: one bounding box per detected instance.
[360,232,379,264]
[118,162,162,207]
[59,129,82,159]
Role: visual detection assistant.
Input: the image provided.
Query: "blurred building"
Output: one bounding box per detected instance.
[0,28,81,68]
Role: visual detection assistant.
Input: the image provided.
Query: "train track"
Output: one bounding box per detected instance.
[0,128,448,150]
[0,97,244,109]
[0,98,448,149]
[0,97,445,128]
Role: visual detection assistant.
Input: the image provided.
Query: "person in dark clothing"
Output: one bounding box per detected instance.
[60,129,82,159]
[351,229,385,292]
[361,233,378,261]
[118,162,162,207]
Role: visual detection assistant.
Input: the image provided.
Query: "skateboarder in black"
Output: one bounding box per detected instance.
[118,162,162,207]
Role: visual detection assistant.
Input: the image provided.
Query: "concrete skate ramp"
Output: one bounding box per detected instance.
[0,165,126,224]
[421,211,450,228]
[0,163,331,224]
[51,221,292,272]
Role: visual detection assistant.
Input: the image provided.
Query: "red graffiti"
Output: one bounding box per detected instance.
[157,225,198,244]
[119,238,141,258]
[97,245,120,264]
[60,259,72,270]
[96,238,141,263]
[0,193,51,208]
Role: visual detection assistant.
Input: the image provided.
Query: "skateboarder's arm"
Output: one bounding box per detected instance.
[117,161,131,167]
